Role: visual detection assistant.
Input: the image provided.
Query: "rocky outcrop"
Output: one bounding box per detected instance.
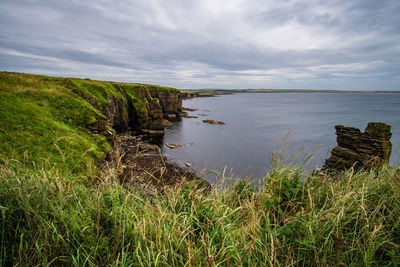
[80,83,181,135]
[116,133,211,196]
[323,122,392,171]
[146,98,164,130]
[95,96,130,132]
[148,87,182,117]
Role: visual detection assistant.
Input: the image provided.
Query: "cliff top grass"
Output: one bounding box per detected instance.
[0,71,179,175]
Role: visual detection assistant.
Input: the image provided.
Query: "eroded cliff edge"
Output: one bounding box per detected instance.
[78,81,183,134]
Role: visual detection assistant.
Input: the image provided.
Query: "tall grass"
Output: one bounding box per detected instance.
[1,158,399,266]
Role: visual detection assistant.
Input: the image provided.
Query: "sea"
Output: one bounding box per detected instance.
[152,93,400,183]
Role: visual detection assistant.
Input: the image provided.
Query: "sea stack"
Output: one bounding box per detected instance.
[323,122,392,171]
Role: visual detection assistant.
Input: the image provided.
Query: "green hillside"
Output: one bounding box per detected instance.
[0,72,178,175]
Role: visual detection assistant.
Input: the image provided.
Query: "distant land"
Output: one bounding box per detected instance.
[180,88,400,98]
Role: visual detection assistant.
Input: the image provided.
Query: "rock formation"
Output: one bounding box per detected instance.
[148,87,182,117]
[323,122,392,171]
[79,83,182,134]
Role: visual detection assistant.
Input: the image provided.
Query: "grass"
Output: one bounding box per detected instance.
[1,157,399,266]
[0,89,109,176]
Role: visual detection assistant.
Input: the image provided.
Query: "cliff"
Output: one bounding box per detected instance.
[0,72,182,173]
[148,87,182,116]
[67,79,182,134]
[323,122,392,171]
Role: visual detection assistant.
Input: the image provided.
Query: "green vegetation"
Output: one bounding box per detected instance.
[0,73,110,176]
[1,72,399,265]
[1,160,399,265]
[0,72,179,175]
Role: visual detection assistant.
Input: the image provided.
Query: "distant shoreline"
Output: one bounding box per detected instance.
[181,88,400,99]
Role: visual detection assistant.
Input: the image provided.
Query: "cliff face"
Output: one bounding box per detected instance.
[323,122,392,171]
[74,82,181,134]
[148,87,182,115]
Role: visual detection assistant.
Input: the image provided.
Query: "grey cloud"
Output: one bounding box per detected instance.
[0,0,399,90]
[0,38,130,68]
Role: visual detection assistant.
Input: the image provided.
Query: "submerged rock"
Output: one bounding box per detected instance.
[166,143,183,149]
[202,119,226,125]
[178,112,189,117]
[182,107,198,111]
[323,122,392,171]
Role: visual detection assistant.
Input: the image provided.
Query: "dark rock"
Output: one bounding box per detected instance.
[148,88,182,114]
[166,114,177,120]
[182,107,198,111]
[178,112,188,117]
[147,99,164,130]
[323,122,392,171]
[88,119,109,131]
[115,133,210,196]
[202,119,226,125]
[162,119,172,126]
[166,143,182,149]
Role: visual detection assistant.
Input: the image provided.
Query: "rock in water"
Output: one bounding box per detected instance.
[166,143,183,149]
[162,119,172,126]
[166,114,177,120]
[323,122,392,171]
[182,107,198,111]
[202,119,226,125]
[178,112,189,117]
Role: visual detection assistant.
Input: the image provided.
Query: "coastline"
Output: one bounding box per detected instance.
[2,72,400,266]
[181,88,400,96]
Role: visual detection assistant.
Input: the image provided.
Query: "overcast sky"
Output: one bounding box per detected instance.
[1,0,399,90]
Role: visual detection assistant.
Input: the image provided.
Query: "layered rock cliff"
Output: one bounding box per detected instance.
[148,87,182,116]
[323,122,392,171]
[72,81,182,134]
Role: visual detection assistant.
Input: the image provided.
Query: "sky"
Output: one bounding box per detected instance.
[0,0,399,90]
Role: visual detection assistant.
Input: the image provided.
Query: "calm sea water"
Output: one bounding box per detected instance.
[154,93,400,183]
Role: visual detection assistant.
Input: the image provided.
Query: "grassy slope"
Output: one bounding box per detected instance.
[1,162,399,266]
[0,72,178,175]
[1,72,400,266]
